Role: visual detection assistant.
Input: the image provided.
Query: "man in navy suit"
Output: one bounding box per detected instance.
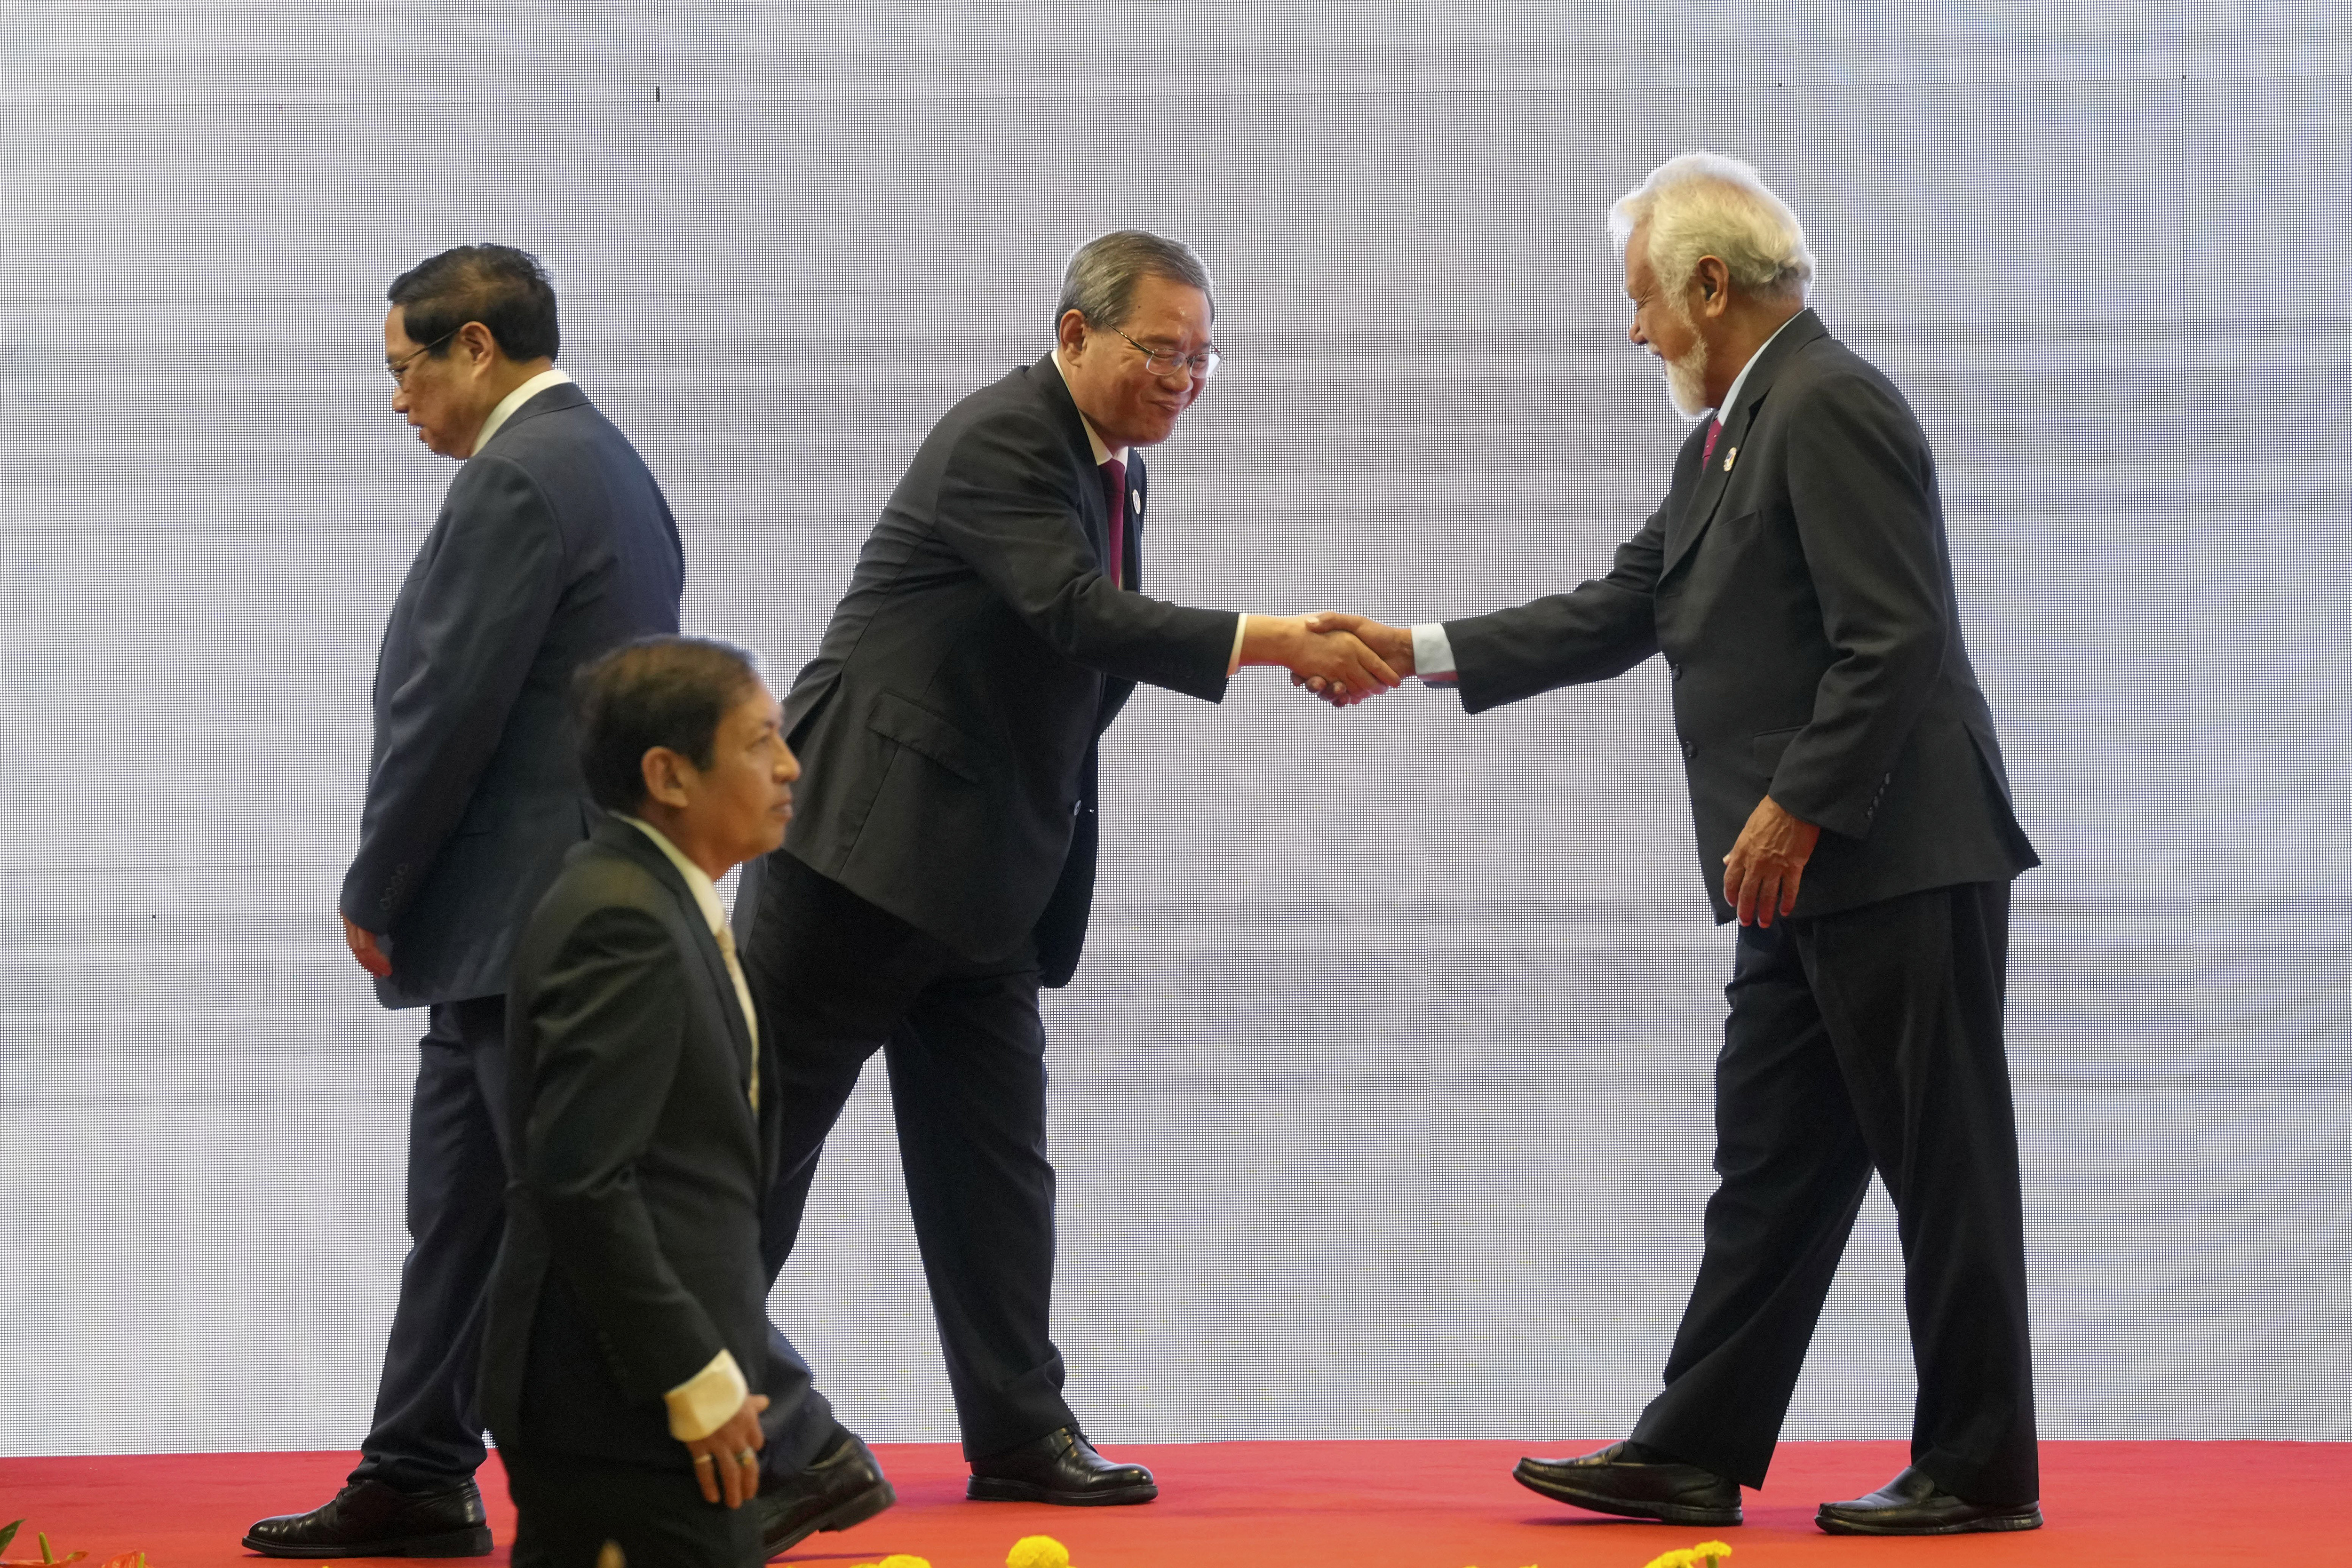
[1316,155,2042,1536]
[247,246,691,1556]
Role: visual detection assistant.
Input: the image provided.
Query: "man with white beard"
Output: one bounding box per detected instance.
[1310,152,2044,1536]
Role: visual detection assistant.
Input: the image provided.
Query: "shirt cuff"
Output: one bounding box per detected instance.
[664,1347,749,1442]
[1411,622,1459,686]
[1228,613,1248,677]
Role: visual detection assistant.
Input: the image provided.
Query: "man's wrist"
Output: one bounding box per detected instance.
[1410,622,1459,686]
[664,1348,748,1442]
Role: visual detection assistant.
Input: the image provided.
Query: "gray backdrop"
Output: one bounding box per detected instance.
[3,3,2347,1456]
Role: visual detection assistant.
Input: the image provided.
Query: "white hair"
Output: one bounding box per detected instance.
[1609,151,1815,306]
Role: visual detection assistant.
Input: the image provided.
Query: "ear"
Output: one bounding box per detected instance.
[640,746,693,810]
[1056,308,1089,359]
[456,319,501,370]
[1692,256,1732,318]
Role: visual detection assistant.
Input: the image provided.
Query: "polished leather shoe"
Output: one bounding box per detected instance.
[1512,1440,1741,1527]
[757,1430,897,1557]
[1816,1464,2042,1535]
[968,1426,1157,1505]
[242,1478,491,1557]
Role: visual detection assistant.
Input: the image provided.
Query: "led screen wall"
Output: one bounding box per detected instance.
[2,4,2345,1453]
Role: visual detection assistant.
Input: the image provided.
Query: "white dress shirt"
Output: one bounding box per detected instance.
[469,366,574,456]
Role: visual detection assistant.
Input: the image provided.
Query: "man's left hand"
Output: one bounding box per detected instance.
[341,913,392,979]
[1722,795,1821,928]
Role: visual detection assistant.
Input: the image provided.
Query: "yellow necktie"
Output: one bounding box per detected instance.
[712,922,758,1111]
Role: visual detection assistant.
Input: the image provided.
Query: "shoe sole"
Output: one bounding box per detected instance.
[965,1477,1160,1506]
[240,1526,492,1558]
[1817,1506,2042,1536]
[1511,1466,1740,1528]
[762,1478,897,1558]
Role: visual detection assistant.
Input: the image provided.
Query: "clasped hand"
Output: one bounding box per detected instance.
[1248,613,1405,708]
[1292,612,1415,708]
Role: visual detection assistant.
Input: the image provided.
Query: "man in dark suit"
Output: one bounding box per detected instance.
[481,636,803,1566]
[1315,155,2043,1536]
[733,230,1399,1530]
[247,246,688,1555]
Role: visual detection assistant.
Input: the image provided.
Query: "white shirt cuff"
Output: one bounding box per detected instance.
[664,1347,749,1441]
[1228,613,1247,676]
[1412,622,1459,686]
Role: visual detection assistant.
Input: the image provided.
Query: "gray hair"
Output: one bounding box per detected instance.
[1055,230,1216,331]
[1608,152,1815,307]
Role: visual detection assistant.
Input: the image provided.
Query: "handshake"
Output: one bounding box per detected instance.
[1252,612,1416,708]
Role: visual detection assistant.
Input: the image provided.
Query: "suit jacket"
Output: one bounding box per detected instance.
[1446,310,2038,922]
[764,354,1238,984]
[480,819,778,1468]
[340,383,685,1007]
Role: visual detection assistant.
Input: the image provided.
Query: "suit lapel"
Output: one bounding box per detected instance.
[1661,309,1828,581]
[595,820,759,1105]
[1031,354,1114,575]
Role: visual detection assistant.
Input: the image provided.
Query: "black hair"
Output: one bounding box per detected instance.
[387,244,560,362]
[574,636,762,813]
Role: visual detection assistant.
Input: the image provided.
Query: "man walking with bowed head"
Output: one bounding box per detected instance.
[731,230,1399,1536]
[247,245,690,1555]
[480,636,803,1565]
[1315,156,2044,1535]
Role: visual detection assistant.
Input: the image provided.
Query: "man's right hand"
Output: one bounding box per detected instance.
[340,914,392,979]
[684,1392,770,1508]
[1295,612,1415,705]
[1241,614,1402,707]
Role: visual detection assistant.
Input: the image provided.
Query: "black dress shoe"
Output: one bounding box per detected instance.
[1512,1440,1741,1527]
[1816,1464,2042,1535]
[967,1427,1157,1506]
[756,1431,897,1558]
[242,1478,491,1557]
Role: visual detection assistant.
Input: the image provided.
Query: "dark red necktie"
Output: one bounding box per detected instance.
[1098,457,1127,588]
[1701,417,1724,467]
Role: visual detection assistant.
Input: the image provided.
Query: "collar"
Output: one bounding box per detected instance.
[1049,350,1129,467]
[616,815,727,936]
[472,366,575,455]
[1710,309,1804,423]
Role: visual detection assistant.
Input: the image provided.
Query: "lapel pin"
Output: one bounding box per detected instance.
[1131,490,1142,514]
[1723,446,1738,473]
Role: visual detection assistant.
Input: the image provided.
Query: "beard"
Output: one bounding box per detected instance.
[1661,329,1712,420]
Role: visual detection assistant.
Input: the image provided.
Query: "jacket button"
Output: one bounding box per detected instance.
[1680,740,1698,759]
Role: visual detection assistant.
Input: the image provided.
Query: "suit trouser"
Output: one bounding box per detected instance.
[501,1445,759,1568]
[350,995,510,1491]
[742,851,1078,1462]
[1630,880,2039,1506]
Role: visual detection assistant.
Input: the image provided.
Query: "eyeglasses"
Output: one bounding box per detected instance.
[386,328,459,385]
[1113,327,1221,381]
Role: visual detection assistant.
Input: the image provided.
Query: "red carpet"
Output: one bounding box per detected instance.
[2,1441,2341,1568]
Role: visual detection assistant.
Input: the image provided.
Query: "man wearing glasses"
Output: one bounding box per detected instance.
[246,245,692,1556]
[731,230,1398,1538]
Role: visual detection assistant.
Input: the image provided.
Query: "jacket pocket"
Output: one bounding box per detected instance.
[1752,723,1805,776]
[866,689,984,785]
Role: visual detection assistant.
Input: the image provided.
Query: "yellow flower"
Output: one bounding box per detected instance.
[1008,1537,1072,1568]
